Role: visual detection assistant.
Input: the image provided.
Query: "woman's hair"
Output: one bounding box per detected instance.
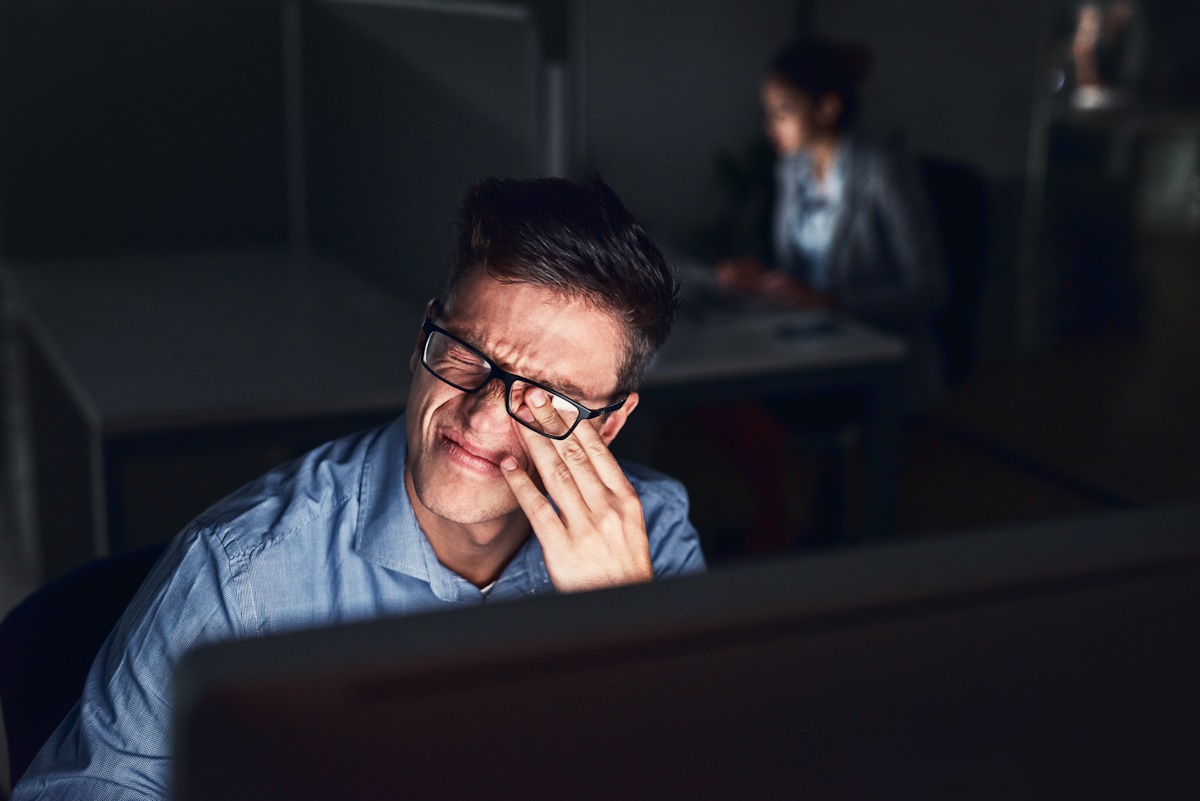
[766,38,873,130]
[441,175,680,396]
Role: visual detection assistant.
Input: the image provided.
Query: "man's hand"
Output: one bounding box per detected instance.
[500,388,652,593]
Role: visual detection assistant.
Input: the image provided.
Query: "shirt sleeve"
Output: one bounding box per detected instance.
[623,461,707,578]
[11,525,248,801]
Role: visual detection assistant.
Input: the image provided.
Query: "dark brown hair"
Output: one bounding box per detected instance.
[767,38,873,130]
[441,175,680,396]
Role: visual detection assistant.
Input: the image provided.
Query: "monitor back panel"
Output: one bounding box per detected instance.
[173,506,1200,800]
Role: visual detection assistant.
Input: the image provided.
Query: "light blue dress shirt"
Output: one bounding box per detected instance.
[774,150,845,291]
[13,415,706,800]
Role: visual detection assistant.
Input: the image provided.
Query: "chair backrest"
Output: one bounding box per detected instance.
[919,156,991,386]
[0,542,166,786]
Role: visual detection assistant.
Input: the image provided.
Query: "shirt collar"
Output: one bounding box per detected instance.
[354,415,461,600]
[778,142,846,198]
[489,531,554,602]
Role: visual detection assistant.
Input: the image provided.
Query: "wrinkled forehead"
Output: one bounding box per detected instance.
[438,273,628,403]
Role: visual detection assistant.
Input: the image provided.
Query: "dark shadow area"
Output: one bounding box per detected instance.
[0,542,166,788]
[0,1,289,258]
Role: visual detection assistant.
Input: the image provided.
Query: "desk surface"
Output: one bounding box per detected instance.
[645,260,908,390]
[645,308,907,389]
[6,250,423,435]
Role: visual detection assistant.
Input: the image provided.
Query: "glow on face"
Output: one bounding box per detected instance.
[404,273,627,537]
[761,78,819,156]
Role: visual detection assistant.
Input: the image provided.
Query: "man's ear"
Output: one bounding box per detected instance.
[410,298,438,373]
[597,392,639,446]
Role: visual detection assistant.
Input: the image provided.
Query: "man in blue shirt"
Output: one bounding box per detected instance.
[13,176,706,800]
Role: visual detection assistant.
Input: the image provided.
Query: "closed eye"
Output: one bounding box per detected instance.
[448,346,487,368]
[434,338,488,368]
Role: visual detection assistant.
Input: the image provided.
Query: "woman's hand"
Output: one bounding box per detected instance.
[715,256,766,293]
[717,257,836,310]
[756,270,837,310]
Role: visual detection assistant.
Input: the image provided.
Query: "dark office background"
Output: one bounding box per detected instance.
[0,0,1198,792]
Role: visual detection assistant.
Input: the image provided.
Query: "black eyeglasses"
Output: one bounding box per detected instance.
[420,319,627,440]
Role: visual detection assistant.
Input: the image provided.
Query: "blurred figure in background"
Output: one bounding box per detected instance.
[701,38,948,551]
[717,37,947,410]
[1070,0,1140,111]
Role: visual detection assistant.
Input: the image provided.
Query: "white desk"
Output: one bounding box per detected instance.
[5,249,423,579]
[638,304,910,542]
[647,307,906,387]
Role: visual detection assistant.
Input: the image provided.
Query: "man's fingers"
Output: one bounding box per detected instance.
[520,389,626,510]
[512,390,591,519]
[518,386,575,437]
[500,455,568,542]
[568,408,636,493]
[505,391,653,593]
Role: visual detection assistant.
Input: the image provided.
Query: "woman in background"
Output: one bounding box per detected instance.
[718,37,947,409]
[704,38,947,551]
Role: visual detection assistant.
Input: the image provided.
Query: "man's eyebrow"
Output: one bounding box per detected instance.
[449,324,598,405]
[506,359,593,404]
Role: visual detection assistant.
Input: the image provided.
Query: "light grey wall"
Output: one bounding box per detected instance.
[813,0,1045,180]
[583,0,798,242]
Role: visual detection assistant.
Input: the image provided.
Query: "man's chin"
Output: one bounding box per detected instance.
[413,473,520,528]
[425,498,521,530]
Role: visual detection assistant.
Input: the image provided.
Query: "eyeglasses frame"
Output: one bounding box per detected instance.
[420,318,627,441]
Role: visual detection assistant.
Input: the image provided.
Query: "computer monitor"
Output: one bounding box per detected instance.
[173,505,1200,800]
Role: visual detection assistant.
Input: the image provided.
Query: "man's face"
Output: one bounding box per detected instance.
[405,271,634,539]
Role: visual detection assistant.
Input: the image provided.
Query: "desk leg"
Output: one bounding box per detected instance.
[860,366,905,541]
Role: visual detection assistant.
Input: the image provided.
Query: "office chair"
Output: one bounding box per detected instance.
[797,157,990,545]
[0,542,166,786]
[919,156,991,386]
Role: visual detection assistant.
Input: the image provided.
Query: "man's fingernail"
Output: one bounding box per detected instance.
[501,456,518,471]
[528,389,547,407]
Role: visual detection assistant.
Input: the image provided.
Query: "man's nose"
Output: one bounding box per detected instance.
[460,379,511,430]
